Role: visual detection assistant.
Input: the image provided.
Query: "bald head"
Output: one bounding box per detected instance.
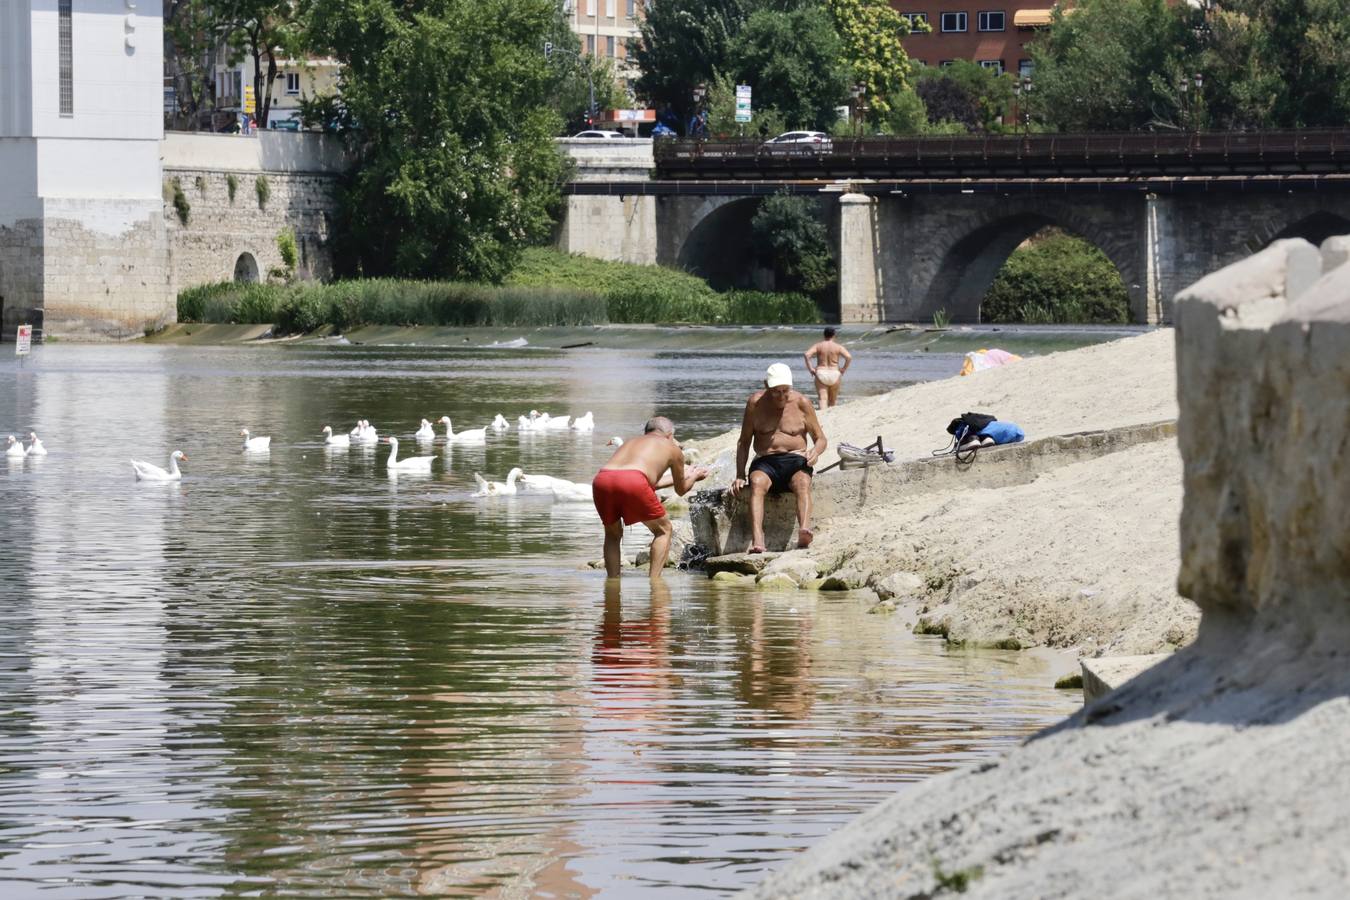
[644,416,674,436]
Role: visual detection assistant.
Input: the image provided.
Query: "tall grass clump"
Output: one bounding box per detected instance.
[178,282,283,324]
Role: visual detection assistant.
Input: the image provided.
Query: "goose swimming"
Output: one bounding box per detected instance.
[240,429,271,452]
[438,417,487,444]
[25,432,47,456]
[472,467,523,496]
[132,450,187,481]
[322,425,350,448]
[415,419,436,442]
[385,436,434,472]
[5,435,26,458]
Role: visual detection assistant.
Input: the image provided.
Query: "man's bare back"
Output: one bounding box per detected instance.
[601,431,687,488]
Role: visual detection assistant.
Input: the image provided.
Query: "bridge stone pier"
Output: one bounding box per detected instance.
[560,134,1350,325]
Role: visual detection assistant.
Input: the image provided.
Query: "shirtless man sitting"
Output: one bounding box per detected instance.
[730,363,828,553]
[803,326,852,409]
[593,416,709,579]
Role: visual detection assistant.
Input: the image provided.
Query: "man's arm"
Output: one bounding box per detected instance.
[838,344,853,372]
[801,397,828,466]
[731,397,756,497]
[666,446,708,496]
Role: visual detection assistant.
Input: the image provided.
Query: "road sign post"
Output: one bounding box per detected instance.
[16,324,32,358]
[735,84,752,125]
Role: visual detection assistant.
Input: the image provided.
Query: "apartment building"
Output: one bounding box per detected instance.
[565,0,643,76]
[894,2,1053,77]
[213,54,341,129]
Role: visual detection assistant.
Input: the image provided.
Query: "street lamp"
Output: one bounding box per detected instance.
[851,83,865,136]
[1014,76,1032,135]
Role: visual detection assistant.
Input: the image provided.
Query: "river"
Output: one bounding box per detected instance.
[0,334,1090,897]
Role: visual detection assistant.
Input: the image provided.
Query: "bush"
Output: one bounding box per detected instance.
[255,176,270,209]
[276,229,298,272]
[982,230,1131,324]
[507,248,716,300]
[170,178,190,225]
[722,290,820,324]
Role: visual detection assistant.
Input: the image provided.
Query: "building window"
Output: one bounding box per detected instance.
[58,0,73,116]
[902,12,928,27]
[978,11,1005,31]
[285,73,300,95]
[939,59,956,68]
[1019,58,1034,78]
[627,0,636,16]
[605,0,615,18]
[979,59,1004,75]
[606,36,615,57]
[940,12,967,32]
[586,34,595,55]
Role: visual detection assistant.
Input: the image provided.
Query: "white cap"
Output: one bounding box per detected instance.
[765,363,793,388]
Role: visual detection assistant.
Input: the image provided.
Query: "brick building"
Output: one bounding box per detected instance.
[566,0,643,77]
[894,3,1053,76]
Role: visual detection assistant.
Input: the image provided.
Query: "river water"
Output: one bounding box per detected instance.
[1,335,1085,898]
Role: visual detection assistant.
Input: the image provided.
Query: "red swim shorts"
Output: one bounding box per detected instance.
[593,469,667,526]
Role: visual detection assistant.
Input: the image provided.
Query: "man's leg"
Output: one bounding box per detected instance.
[747,470,773,551]
[643,516,673,578]
[790,469,813,548]
[603,519,625,577]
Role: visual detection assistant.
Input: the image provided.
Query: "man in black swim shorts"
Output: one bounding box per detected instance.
[730,363,828,553]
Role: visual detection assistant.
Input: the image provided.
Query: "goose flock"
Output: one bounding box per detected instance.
[6,432,45,458]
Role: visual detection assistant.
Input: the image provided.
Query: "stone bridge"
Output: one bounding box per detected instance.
[559,136,1350,324]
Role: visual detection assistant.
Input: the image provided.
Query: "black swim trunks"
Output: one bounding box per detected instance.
[749,453,814,493]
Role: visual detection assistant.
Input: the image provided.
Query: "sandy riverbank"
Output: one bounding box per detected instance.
[691,330,1198,657]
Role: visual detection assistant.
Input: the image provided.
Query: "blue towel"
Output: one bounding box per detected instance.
[978,421,1025,445]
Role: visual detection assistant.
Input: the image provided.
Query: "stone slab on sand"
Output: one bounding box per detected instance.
[1080,653,1169,703]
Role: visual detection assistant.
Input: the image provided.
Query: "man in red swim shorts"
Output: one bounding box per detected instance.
[594,416,709,579]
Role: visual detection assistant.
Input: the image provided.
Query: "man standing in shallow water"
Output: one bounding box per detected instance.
[594,417,709,579]
[731,363,828,553]
[803,326,852,409]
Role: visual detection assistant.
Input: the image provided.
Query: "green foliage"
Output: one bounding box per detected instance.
[309,0,567,281]
[982,230,1131,324]
[254,175,270,209]
[170,178,190,225]
[276,229,298,272]
[176,273,820,331]
[931,308,949,329]
[704,70,787,138]
[1029,0,1201,131]
[731,5,851,132]
[826,0,916,124]
[226,173,238,203]
[915,61,1014,133]
[932,860,984,893]
[506,247,716,299]
[750,193,836,295]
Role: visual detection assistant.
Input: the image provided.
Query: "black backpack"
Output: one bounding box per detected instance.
[946,412,997,438]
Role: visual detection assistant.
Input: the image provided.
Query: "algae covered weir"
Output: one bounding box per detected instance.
[0,332,1100,896]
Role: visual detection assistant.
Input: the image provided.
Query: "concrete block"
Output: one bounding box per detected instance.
[1080,654,1169,704]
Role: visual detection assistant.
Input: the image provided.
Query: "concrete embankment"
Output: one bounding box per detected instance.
[689,330,1196,658]
[747,238,1350,898]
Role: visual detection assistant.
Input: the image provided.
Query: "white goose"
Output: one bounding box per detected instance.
[517,472,575,494]
[490,414,510,432]
[358,420,379,443]
[606,436,624,447]
[6,435,26,458]
[322,425,350,448]
[571,411,595,432]
[414,419,436,442]
[132,450,187,481]
[550,480,594,502]
[438,416,487,444]
[542,414,572,430]
[385,436,434,473]
[25,432,47,456]
[240,429,271,452]
[473,467,523,496]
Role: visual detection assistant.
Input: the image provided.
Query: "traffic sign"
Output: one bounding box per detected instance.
[16,324,32,356]
[243,85,256,114]
[735,84,752,123]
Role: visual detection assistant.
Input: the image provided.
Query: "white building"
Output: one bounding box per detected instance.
[0,0,172,339]
[213,55,342,129]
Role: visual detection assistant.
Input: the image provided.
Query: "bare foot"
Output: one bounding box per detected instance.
[797,528,814,549]
[748,545,766,554]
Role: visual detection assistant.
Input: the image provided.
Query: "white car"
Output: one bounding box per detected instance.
[573,130,628,139]
[762,130,833,152]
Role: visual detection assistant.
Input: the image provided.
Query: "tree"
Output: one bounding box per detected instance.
[731,5,851,131]
[629,0,752,129]
[826,0,917,126]
[703,70,786,137]
[219,0,308,127]
[164,0,222,129]
[1028,0,1197,131]
[1200,0,1350,129]
[750,193,836,296]
[914,61,1013,132]
[308,0,567,281]
[982,230,1130,324]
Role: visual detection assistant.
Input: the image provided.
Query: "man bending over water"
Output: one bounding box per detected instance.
[594,417,709,579]
[731,363,828,553]
[804,326,852,409]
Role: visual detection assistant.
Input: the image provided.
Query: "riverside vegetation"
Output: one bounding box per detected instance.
[177,249,821,331]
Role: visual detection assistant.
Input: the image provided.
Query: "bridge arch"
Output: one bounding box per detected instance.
[1251,210,1350,252]
[673,197,775,290]
[911,202,1143,324]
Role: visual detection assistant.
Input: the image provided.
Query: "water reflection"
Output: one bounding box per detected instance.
[0,344,1079,897]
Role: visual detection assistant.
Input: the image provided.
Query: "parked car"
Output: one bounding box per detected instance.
[761,130,833,152]
[270,118,301,132]
[573,130,628,139]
